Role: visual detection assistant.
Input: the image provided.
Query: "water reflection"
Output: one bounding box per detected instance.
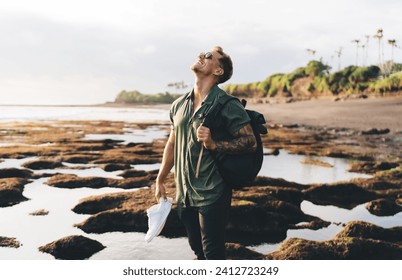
[250,200,402,255]
[302,200,402,228]
[84,126,168,144]
[0,131,392,260]
[260,150,372,184]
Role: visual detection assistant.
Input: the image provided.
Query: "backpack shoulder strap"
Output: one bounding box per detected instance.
[202,94,240,128]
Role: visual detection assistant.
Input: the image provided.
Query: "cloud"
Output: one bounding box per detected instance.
[0,0,401,104]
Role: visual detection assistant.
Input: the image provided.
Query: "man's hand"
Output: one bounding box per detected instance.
[155,179,168,202]
[196,125,217,150]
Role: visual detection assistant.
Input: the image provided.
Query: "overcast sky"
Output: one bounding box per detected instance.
[0,0,401,105]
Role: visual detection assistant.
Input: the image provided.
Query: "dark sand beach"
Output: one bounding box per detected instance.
[252,96,402,131]
[1,97,401,259]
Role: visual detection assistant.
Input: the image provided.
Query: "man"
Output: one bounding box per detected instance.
[155,46,256,260]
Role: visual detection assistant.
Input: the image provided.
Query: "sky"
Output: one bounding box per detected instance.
[0,0,401,105]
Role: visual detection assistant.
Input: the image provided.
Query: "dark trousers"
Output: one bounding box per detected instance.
[179,188,232,260]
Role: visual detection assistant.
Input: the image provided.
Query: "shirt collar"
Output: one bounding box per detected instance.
[186,85,220,104]
[203,85,219,105]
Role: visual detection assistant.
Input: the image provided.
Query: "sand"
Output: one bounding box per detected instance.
[116,96,402,132]
[249,96,402,132]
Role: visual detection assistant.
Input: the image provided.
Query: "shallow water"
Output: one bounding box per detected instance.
[84,125,168,144]
[250,200,402,254]
[0,123,398,260]
[261,149,372,184]
[0,152,377,259]
[0,105,169,123]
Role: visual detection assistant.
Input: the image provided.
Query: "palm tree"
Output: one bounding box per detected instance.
[334,47,343,70]
[388,39,397,63]
[360,44,366,66]
[373,28,383,65]
[306,49,316,61]
[351,39,360,66]
[364,35,370,66]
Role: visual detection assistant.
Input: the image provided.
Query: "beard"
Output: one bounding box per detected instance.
[191,63,201,73]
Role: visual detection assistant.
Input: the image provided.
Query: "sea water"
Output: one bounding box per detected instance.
[0,106,400,259]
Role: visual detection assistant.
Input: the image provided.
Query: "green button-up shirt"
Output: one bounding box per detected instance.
[170,85,251,207]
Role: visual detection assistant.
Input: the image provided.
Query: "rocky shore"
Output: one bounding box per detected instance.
[1,98,401,259]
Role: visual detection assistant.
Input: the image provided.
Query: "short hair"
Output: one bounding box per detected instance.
[213,46,233,84]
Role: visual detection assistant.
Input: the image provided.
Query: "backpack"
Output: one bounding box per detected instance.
[202,95,267,189]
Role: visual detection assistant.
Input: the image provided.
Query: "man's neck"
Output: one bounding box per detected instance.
[193,78,216,102]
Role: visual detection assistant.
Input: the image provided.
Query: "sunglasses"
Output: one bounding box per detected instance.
[200,52,213,59]
[204,52,213,59]
[199,51,223,68]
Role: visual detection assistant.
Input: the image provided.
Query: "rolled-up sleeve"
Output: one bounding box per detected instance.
[221,100,251,134]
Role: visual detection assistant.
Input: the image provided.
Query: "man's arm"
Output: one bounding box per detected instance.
[197,123,256,154]
[155,129,175,201]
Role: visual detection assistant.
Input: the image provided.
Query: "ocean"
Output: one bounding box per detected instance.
[0,105,170,123]
[0,105,401,260]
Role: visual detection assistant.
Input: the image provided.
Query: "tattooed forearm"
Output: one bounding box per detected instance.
[215,124,257,154]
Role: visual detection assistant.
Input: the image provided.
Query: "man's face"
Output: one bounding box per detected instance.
[191,50,223,76]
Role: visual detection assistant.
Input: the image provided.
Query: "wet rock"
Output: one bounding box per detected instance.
[225,243,264,260]
[257,186,303,206]
[265,237,402,260]
[32,173,62,179]
[73,192,138,214]
[234,185,304,206]
[283,124,299,128]
[118,169,149,178]
[39,235,105,260]
[324,151,349,158]
[76,205,185,238]
[226,205,289,245]
[361,128,390,135]
[103,163,131,172]
[92,155,160,165]
[253,176,309,190]
[229,184,312,245]
[0,178,29,207]
[46,174,150,190]
[131,149,158,155]
[77,208,152,234]
[109,177,151,189]
[60,155,98,164]
[376,167,402,180]
[89,142,163,166]
[303,182,378,209]
[73,185,186,238]
[353,178,400,191]
[292,218,331,230]
[301,159,333,168]
[366,199,402,216]
[336,221,402,244]
[22,159,64,170]
[30,209,49,216]
[349,161,399,174]
[264,148,280,156]
[0,236,22,248]
[73,176,312,245]
[46,174,109,189]
[0,168,33,179]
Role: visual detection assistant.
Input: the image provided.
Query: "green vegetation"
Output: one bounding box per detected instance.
[371,72,402,93]
[392,63,402,72]
[115,90,182,104]
[224,60,402,99]
[115,61,402,104]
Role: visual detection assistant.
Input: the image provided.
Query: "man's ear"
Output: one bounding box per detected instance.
[214,67,224,77]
